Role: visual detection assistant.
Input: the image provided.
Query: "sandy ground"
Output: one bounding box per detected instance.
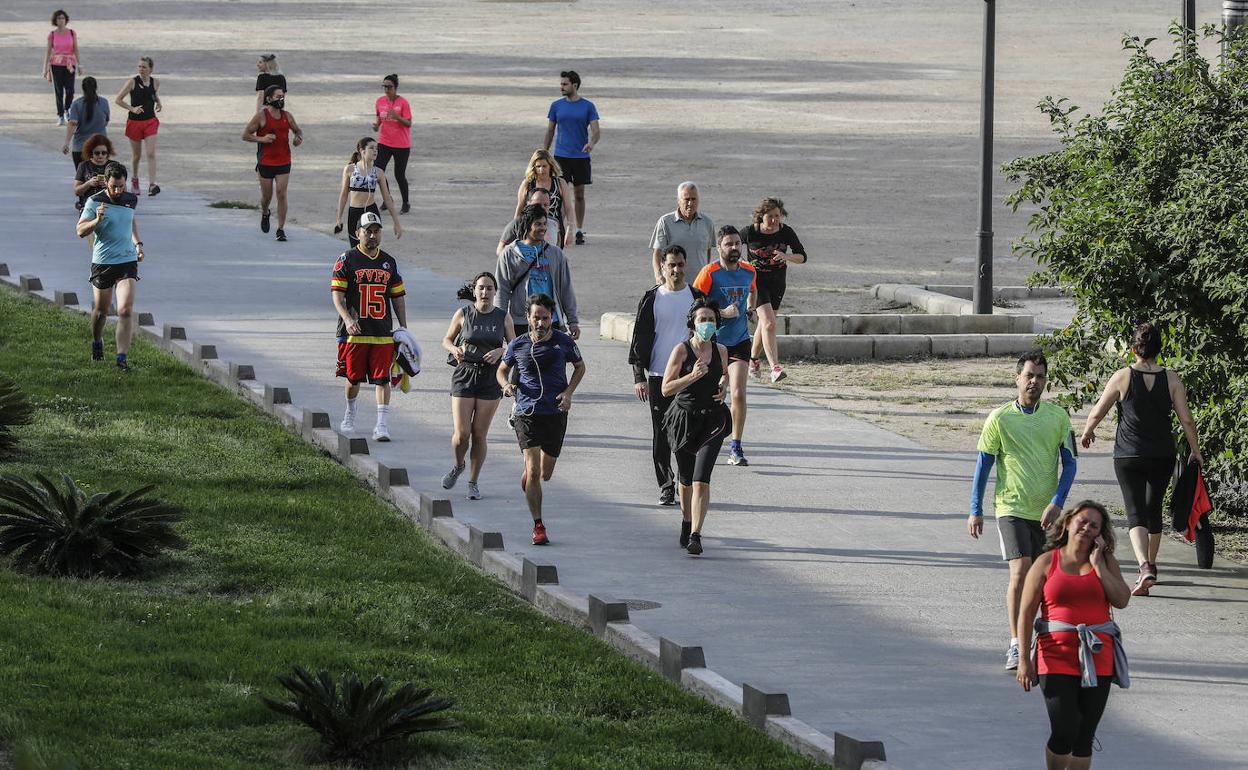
[0,0,1228,319]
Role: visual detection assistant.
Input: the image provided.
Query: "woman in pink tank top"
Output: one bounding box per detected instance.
[42,9,82,124]
[1016,501,1130,769]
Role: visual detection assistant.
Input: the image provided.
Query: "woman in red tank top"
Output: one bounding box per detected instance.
[1016,501,1130,769]
[242,85,303,242]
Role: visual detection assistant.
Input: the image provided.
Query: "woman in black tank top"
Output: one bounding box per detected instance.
[660,299,732,556]
[514,150,574,247]
[440,272,516,500]
[1079,322,1203,594]
[114,56,162,196]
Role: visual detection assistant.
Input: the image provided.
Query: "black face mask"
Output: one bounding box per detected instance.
[268,98,285,110]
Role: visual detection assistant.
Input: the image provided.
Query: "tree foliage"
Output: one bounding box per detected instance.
[1005,26,1248,500]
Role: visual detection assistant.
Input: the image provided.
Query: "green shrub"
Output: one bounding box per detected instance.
[261,666,457,762]
[1004,25,1248,517]
[0,374,34,460]
[0,473,185,577]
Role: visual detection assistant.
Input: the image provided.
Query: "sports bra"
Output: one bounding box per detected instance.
[348,163,379,193]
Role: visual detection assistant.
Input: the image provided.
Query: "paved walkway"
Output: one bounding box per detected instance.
[5,138,1247,769]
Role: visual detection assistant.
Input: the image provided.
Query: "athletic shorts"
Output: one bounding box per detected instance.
[89,261,139,290]
[257,163,291,179]
[998,515,1046,561]
[336,341,394,385]
[451,362,502,400]
[725,339,752,362]
[124,117,159,142]
[556,156,592,186]
[514,412,568,457]
[1114,456,1174,534]
[755,268,787,310]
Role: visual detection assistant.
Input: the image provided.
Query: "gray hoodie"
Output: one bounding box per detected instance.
[494,240,579,328]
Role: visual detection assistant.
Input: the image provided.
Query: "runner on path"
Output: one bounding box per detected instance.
[651,182,714,283]
[373,74,411,214]
[42,10,82,126]
[496,188,559,256]
[661,298,732,555]
[969,351,1078,670]
[495,204,579,339]
[62,76,109,173]
[114,57,161,196]
[75,161,144,371]
[629,245,705,507]
[742,197,807,383]
[497,294,586,546]
[514,149,573,248]
[543,70,599,245]
[1078,322,1203,596]
[441,271,515,501]
[331,212,408,442]
[333,136,402,248]
[254,53,286,111]
[692,226,757,467]
[242,85,304,242]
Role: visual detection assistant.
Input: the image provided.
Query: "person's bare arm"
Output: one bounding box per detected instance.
[255,90,265,111]
[651,249,664,285]
[73,169,99,197]
[77,203,103,238]
[378,173,402,238]
[1080,368,1128,447]
[286,112,304,146]
[1014,553,1050,692]
[543,120,556,151]
[497,358,513,395]
[391,295,407,329]
[114,78,135,113]
[661,343,699,398]
[1091,539,1130,609]
[131,217,144,262]
[556,359,588,411]
[334,166,350,228]
[514,180,528,218]
[63,119,76,154]
[483,316,515,365]
[1170,372,1204,464]
[559,177,577,232]
[241,112,267,143]
[152,77,161,112]
[442,309,466,361]
[43,37,52,78]
[584,120,600,153]
[72,34,82,74]
[332,291,361,336]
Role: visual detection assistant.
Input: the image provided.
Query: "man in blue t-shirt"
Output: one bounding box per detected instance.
[75,161,145,371]
[497,294,587,546]
[543,70,600,246]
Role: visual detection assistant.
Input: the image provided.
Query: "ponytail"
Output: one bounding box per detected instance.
[81,76,98,123]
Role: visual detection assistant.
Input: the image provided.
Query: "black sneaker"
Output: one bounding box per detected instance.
[400,202,410,214]
[574,231,585,245]
[686,532,703,556]
[116,358,132,373]
[679,521,691,549]
[91,340,104,361]
[275,228,287,242]
[260,209,270,233]
[659,486,676,507]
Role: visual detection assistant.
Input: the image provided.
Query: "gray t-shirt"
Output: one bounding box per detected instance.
[651,211,716,269]
[68,96,110,151]
[648,285,695,376]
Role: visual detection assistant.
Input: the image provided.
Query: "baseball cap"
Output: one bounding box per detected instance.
[358,211,383,229]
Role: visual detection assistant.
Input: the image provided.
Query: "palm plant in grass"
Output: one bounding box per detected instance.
[0,473,185,578]
[0,375,34,460]
[262,666,457,762]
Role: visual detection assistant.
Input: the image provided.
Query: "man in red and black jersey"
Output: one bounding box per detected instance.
[331,211,408,441]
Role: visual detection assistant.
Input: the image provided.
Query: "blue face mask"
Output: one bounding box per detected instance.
[694,321,717,341]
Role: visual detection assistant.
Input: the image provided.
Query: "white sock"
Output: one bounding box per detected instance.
[345,396,358,418]
[376,404,390,427]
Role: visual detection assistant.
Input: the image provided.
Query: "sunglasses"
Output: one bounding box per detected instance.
[91,151,110,156]
[382,83,396,89]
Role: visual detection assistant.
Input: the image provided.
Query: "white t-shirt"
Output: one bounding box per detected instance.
[648,285,695,376]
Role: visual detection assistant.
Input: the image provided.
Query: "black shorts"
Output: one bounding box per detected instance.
[1114,456,1173,534]
[725,339,752,362]
[556,156,592,186]
[89,261,139,290]
[998,515,1046,561]
[451,362,503,400]
[755,268,787,310]
[514,412,568,458]
[257,163,291,179]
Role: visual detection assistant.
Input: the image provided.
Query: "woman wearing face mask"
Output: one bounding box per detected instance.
[440,272,515,500]
[242,85,303,241]
[334,136,402,248]
[661,298,732,556]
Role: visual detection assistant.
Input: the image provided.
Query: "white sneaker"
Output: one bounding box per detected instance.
[339,413,356,433]
[372,424,391,442]
[441,463,465,489]
[466,481,482,500]
[770,365,787,383]
[57,115,66,126]
[1005,642,1020,671]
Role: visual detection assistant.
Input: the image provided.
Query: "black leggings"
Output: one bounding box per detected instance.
[1040,674,1111,758]
[52,65,75,116]
[647,377,675,491]
[675,410,732,486]
[346,203,380,247]
[1113,456,1173,534]
[375,144,410,205]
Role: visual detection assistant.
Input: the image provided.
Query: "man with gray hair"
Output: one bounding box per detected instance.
[650,181,715,283]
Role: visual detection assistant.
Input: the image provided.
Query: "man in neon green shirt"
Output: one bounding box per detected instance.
[969,351,1077,670]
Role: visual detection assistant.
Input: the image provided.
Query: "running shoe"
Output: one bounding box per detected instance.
[748,358,762,379]
[679,520,691,549]
[575,231,585,245]
[728,446,749,466]
[532,521,549,546]
[770,365,787,383]
[131,178,140,193]
[400,202,411,214]
[372,424,391,442]
[1005,642,1020,671]
[686,532,703,555]
[466,481,482,500]
[339,413,356,433]
[260,209,270,233]
[275,228,287,242]
[659,486,676,507]
[520,468,528,492]
[147,184,160,197]
[116,358,132,373]
[91,340,104,361]
[441,462,466,490]
[57,115,66,126]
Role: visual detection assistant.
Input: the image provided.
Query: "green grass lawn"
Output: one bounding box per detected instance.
[0,287,822,770]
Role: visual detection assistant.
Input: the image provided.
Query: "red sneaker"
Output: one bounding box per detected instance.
[521,468,528,492]
[531,521,548,545]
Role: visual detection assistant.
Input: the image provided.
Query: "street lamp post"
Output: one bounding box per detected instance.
[1227,0,1248,60]
[973,0,996,315]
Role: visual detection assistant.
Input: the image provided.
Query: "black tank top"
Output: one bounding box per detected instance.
[1113,367,1176,458]
[673,339,724,411]
[129,76,157,121]
[527,178,564,229]
[459,305,508,364]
